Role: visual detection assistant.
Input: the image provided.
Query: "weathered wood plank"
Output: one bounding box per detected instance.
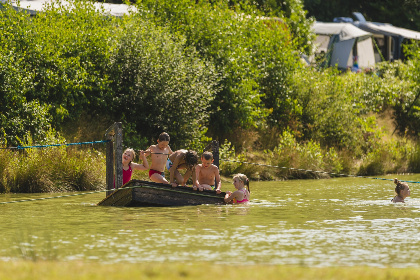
[104,122,123,195]
[98,180,226,207]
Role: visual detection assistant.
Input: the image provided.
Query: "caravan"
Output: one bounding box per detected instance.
[356,22,420,62]
[312,22,375,70]
[313,13,420,69]
[338,13,420,63]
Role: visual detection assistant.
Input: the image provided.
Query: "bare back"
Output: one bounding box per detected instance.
[168,149,189,169]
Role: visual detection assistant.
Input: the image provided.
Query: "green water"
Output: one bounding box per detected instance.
[1,175,420,267]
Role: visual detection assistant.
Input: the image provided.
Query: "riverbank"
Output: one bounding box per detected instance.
[1,261,420,280]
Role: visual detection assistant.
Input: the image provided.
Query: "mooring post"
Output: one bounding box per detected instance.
[211,140,219,168]
[105,122,123,196]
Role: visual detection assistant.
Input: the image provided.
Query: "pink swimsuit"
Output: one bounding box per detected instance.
[123,164,132,185]
[235,189,249,203]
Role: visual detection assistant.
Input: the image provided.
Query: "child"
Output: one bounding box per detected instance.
[146,132,173,184]
[224,173,250,204]
[391,178,411,203]
[194,151,221,193]
[121,148,149,185]
[166,149,198,187]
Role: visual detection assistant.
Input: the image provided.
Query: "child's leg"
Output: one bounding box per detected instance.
[150,173,169,184]
[174,170,185,185]
[182,170,192,186]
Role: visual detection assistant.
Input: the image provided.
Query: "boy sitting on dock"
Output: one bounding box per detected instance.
[167,149,199,187]
[146,132,173,184]
[194,151,222,193]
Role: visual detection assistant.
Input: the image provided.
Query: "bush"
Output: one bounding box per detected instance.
[357,138,415,175]
[136,0,300,141]
[109,16,219,149]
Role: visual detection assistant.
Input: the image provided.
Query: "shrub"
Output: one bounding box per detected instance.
[109,16,219,149]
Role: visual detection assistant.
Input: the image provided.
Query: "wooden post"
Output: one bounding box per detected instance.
[105,122,123,196]
[105,137,114,196]
[211,140,219,168]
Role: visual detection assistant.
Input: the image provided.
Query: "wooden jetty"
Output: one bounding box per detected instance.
[98,122,225,207]
[98,180,226,207]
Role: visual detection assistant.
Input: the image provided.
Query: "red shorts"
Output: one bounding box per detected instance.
[149,169,165,179]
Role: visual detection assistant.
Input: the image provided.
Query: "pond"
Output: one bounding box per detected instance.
[1,175,420,268]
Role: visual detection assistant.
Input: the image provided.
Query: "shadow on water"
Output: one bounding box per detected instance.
[1,175,420,267]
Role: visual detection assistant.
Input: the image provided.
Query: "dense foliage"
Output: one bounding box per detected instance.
[135,0,304,141]
[1,0,420,193]
[0,1,219,149]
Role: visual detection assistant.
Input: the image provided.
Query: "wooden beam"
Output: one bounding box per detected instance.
[105,122,123,196]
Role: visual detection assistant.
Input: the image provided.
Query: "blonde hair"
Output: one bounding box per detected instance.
[233,173,250,192]
[124,148,136,163]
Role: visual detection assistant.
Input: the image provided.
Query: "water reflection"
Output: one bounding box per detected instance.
[1,176,420,267]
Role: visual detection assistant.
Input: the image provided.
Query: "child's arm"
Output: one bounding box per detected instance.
[191,165,197,188]
[131,150,149,171]
[224,190,239,203]
[214,167,222,194]
[144,146,153,157]
[169,153,183,187]
[193,165,201,190]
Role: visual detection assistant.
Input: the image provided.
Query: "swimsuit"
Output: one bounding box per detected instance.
[166,158,173,170]
[149,169,165,179]
[122,165,133,185]
[114,164,132,187]
[235,189,249,203]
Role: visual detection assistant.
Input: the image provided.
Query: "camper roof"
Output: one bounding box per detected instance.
[313,22,372,41]
[355,22,420,40]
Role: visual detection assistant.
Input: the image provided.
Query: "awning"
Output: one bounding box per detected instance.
[356,22,420,40]
[312,22,372,41]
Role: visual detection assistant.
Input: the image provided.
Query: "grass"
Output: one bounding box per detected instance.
[1,261,420,280]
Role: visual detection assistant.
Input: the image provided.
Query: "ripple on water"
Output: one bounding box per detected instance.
[2,178,420,267]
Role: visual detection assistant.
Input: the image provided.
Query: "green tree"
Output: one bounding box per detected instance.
[0,5,53,146]
[235,0,315,54]
[108,16,220,148]
[393,45,420,137]
[136,0,300,141]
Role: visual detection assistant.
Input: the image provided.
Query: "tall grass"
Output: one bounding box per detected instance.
[219,129,420,180]
[0,147,106,193]
[0,129,106,193]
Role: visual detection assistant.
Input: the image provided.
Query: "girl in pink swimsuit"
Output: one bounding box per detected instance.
[224,173,250,204]
[120,148,149,186]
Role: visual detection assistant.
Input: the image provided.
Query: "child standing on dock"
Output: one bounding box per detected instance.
[167,149,198,187]
[146,132,173,184]
[121,148,149,185]
[194,151,222,193]
[224,173,250,204]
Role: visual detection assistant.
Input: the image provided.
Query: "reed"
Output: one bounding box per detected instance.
[0,147,106,193]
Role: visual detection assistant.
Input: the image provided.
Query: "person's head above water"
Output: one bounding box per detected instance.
[393,178,410,202]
